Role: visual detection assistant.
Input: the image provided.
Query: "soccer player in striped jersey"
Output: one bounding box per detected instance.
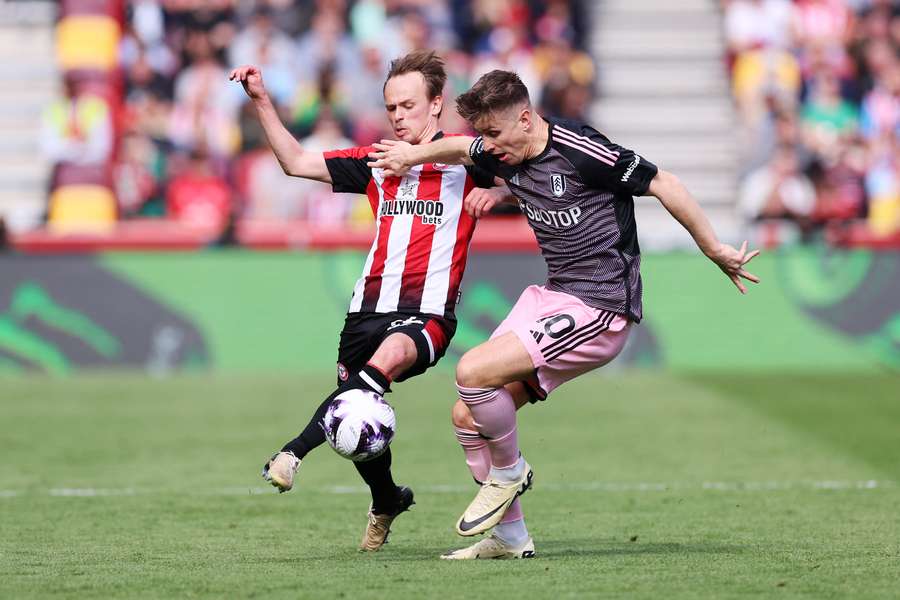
[230,51,502,551]
[369,70,761,559]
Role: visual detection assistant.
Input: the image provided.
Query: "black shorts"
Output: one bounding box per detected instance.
[336,312,456,386]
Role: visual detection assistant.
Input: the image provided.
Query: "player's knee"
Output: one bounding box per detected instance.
[371,335,417,375]
[455,352,485,389]
[451,399,475,430]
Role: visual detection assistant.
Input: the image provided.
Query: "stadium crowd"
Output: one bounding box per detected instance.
[725,0,900,240]
[50,0,592,232]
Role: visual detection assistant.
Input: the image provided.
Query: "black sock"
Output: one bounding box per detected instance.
[280,392,335,460]
[352,364,399,513]
[349,363,391,396]
[280,364,393,460]
[355,448,400,514]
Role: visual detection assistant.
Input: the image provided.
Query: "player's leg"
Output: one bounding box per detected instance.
[264,314,384,492]
[453,331,537,536]
[354,332,418,552]
[356,315,454,551]
[448,383,535,559]
[456,288,632,544]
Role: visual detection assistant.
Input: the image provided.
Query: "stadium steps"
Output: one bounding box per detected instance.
[589,0,740,249]
[0,2,57,233]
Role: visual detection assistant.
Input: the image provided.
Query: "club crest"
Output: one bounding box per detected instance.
[550,173,566,197]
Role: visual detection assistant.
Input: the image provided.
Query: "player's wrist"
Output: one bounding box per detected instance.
[702,242,725,262]
[252,92,274,108]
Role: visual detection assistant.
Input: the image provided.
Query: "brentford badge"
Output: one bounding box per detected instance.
[337,362,349,381]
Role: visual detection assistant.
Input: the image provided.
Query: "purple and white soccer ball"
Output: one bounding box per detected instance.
[323,389,396,462]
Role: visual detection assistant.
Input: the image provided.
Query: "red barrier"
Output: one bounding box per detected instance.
[827,222,900,250]
[10,216,541,254]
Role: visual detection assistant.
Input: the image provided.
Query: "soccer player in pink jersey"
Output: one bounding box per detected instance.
[230,52,503,551]
[369,70,761,559]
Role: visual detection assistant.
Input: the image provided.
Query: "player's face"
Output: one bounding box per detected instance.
[383,72,442,144]
[474,106,531,165]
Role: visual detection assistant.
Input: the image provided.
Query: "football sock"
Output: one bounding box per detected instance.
[453,427,491,484]
[355,448,400,514]
[490,454,526,483]
[455,426,524,530]
[494,517,529,547]
[350,364,398,514]
[456,384,520,469]
[280,394,333,460]
[280,363,392,460]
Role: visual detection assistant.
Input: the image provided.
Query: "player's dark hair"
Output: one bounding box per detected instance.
[384,50,447,111]
[455,70,530,124]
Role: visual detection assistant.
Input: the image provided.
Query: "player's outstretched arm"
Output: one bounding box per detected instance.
[229,65,331,184]
[648,169,761,294]
[367,137,474,177]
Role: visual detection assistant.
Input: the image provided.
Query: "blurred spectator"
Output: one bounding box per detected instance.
[800,70,859,152]
[865,132,900,235]
[240,111,362,223]
[227,5,294,72]
[295,10,361,89]
[40,76,114,170]
[166,150,231,230]
[725,0,793,55]
[859,62,900,140]
[290,60,352,139]
[740,145,817,221]
[115,131,167,217]
[808,139,867,221]
[168,29,240,158]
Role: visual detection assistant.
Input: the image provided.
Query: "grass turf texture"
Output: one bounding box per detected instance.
[1,372,898,599]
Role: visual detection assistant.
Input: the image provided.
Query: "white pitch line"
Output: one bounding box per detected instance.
[0,480,895,499]
[49,488,137,497]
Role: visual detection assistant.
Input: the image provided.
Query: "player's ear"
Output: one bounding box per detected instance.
[520,107,532,132]
[431,95,443,118]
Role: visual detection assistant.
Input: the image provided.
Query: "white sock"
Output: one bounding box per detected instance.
[490,455,525,483]
[494,519,529,547]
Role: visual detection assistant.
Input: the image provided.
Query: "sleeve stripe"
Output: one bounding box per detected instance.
[323,146,375,160]
[555,127,621,161]
[554,136,617,167]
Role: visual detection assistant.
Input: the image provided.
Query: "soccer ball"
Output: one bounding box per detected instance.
[322,389,396,462]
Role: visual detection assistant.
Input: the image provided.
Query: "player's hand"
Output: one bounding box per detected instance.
[464,187,508,218]
[367,139,413,177]
[229,65,268,101]
[707,241,761,294]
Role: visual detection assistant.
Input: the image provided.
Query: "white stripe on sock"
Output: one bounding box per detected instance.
[359,371,385,395]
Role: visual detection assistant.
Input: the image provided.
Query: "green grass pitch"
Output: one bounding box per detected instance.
[1,372,898,598]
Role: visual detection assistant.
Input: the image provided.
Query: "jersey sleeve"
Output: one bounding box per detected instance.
[467,137,505,179]
[464,163,497,188]
[556,125,659,196]
[323,146,375,194]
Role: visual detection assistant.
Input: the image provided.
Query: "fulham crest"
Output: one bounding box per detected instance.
[550,173,566,197]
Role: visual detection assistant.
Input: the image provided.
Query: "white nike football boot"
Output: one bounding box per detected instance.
[262,451,301,493]
[456,462,533,537]
[441,534,536,560]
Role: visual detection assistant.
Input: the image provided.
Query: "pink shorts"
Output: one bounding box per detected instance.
[490,285,631,399]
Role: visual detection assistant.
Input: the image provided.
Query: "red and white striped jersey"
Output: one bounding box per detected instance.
[323,132,494,319]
